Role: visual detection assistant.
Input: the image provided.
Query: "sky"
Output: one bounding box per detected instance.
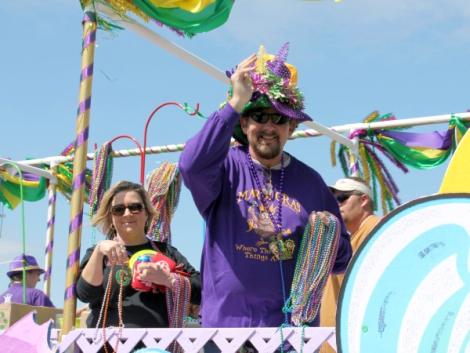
[0,0,469,308]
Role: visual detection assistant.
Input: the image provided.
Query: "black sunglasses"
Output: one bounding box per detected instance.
[111,203,144,216]
[249,111,290,125]
[335,192,356,204]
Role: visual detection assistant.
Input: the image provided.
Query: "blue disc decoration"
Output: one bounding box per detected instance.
[337,194,470,353]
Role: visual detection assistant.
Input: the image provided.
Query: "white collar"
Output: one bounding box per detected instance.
[250,152,291,170]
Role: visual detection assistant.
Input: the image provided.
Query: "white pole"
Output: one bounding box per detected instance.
[43,164,57,296]
[302,120,356,152]
[295,112,470,139]
[0,157,57,183]
[95,3,230,85]
[15,112,470,166]
[94,5,354,150]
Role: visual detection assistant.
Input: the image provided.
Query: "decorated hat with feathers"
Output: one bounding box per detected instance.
[227,43,313,144]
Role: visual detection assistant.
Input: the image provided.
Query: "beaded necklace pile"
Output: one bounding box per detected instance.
[287,212,341,326]
[246,151,294,260]
[146,162,182,243]
[88,142,114,218]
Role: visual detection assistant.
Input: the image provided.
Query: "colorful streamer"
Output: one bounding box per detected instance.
[0,169,46,210]
[376,116,469,169]
[54,162,92,202]
[332,113,470,214]
[80,0,234,37]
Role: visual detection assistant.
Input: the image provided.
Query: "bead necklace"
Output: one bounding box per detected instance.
[288,212,341,326]
[93,264,124,353]
[247,151,295,260]
[147,240,191,337]
[246,152,285,235]
[146,162,182,243]
[166,274,191,353]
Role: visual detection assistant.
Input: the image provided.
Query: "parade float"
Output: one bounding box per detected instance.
[0,1,469,352]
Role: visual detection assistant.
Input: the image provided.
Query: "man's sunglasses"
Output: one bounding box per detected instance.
[335,192,359,204]
[249,111,290,125]
[111,203,144,216]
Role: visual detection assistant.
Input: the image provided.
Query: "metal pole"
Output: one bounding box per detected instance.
[15,112,470,167]
[43,164,57,296]
[62,7,97,335]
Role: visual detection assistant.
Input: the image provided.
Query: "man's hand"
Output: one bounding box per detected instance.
[228,54,256,113]
[313,211,335,227]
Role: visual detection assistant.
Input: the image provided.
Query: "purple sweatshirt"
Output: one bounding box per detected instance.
[179,103,351,328]
[0,283,54,307]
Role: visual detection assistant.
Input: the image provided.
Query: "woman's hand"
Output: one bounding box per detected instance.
[228,54,256,113]
[97,240,128,265]
[136,261,175,289]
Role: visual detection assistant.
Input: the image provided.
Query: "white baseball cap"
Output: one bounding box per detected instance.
[329,178,373,199]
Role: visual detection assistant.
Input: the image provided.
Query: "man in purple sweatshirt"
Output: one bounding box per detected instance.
[0,254,54,307]
[179,45,351,328]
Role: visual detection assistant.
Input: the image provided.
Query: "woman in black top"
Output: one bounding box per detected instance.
[77,180,201,328]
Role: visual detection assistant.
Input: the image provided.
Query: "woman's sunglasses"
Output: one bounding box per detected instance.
[249,111,290,125]
[111,203,144,216]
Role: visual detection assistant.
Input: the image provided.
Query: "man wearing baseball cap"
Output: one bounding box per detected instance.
[0,254,54,307]
[320,177,381,353]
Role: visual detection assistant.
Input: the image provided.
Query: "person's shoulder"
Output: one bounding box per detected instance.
[288,154,324,180]
[151,241,184,261]
[367,214,382,227]
[30,287,44,294]
[29,287,49,299]
[225,145,247,166]
[151,240,170,254]
[0,288,9,298]
[30,288,54,307]
[228,145,245,158]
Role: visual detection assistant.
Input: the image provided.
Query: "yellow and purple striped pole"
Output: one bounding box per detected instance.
[62,8,97,335]
[43,165,57,297]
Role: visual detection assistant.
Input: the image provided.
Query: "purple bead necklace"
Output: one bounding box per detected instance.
[246,151,285,236]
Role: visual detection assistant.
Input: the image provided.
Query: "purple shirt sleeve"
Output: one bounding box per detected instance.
[179,103,240,215]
